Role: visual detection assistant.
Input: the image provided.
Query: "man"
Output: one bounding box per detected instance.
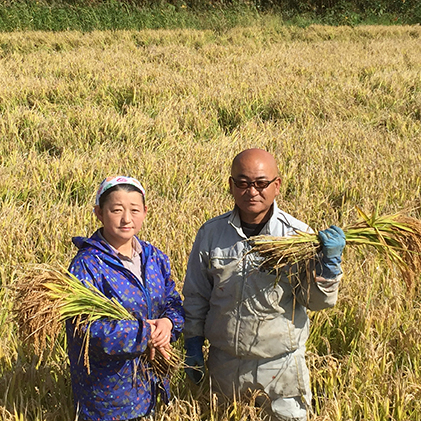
[182,149,345,421]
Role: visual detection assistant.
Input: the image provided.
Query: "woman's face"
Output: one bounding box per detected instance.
[95,189,147,249]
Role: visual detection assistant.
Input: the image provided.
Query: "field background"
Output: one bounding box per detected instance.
[1,23,421,420]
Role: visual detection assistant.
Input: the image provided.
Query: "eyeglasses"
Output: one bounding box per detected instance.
[230,176,278,190]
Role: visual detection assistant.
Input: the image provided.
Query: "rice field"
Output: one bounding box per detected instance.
[1,24,421,420]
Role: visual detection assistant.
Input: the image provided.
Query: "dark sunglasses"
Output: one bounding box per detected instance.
[230,176,278,190]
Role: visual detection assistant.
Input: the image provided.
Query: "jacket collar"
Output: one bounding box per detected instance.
[72,229,115,256]
[72,230,150,264]
[228,201,279,238]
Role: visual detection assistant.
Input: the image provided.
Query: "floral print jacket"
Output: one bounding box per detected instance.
[66,230,185,421]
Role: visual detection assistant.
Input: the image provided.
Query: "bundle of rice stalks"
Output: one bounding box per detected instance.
[12,269,64,360]
[12,266,183,376]
[248,208,421,289]
[140,346,184,379]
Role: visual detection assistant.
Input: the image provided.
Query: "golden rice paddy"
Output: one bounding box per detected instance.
[1,24,421,420]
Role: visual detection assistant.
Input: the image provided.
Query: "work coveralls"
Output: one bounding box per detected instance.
[182,202,341,420]
[66,230,185,421]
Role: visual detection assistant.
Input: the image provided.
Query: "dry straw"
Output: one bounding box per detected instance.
[12,266,183,376]
[248,208,421,289]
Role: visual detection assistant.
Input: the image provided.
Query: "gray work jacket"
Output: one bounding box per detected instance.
[182,202,341,359]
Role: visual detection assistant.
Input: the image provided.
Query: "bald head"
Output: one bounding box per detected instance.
[231,149,279,178]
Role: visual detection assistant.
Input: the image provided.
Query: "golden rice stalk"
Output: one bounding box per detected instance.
[140,346,185,378]
[248,208,421,289]
[12,269,64,360]
[12,266,182,377]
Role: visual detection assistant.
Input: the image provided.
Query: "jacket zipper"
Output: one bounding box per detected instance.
[102,244,153,320]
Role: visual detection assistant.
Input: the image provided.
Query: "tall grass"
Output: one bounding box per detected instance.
[1,25,421,420]
[0,0,263,32]
[0,0,418,32]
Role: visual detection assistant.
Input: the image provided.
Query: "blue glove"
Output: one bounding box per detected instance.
[317,225,346,278]
[184,336,205,385]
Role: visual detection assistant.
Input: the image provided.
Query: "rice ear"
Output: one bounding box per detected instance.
[248,208,421,291]
[11,265,184,378]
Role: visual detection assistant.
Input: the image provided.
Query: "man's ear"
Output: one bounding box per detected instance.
[229,177,234,196]
[274,176,281,197]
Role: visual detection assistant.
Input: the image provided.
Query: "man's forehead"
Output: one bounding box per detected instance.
[233,172,270,179]
[231,157,278,176]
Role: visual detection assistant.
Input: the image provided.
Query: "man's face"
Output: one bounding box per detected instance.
[229,154,280,224]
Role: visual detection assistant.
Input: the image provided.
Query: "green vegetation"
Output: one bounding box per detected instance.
[0,0,259,32]
[1,25,421,420]
[0,0,419,32]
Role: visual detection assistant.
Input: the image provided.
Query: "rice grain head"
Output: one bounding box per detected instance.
[11,265,184,377]
[248,208,421,292]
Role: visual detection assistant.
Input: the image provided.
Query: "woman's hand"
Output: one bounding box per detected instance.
[148,342,171,360]
[146,317,173,360]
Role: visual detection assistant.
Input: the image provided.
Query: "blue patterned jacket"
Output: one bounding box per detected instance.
[66,230,185,421]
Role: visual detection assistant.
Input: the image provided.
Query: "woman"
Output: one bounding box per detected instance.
[66,176,185,421]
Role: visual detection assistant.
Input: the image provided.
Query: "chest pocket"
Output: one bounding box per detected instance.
[207,241,246,301]
[242,272,288,320]
[208,256,241,303]
[208,244,291,320]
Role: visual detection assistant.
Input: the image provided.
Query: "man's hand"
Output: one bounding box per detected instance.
[318,225,346,278]
[184,336,205,385]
